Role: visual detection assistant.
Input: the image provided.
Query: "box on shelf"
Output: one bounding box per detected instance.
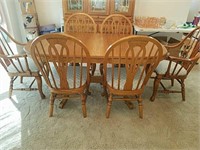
[39,24,57,34]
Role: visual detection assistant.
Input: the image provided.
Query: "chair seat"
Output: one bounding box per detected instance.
[106,67,142,90]
[52,66,88,89]
[7,57,39,73]
[155,60,187,76]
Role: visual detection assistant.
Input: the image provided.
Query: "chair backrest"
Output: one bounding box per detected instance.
[182,27,200,59]
[64,13,97,33]
[182,39,200,74]
[103,35,164,93]
[30,33,91,91]
[0,26,28,73]
[100,14,133,35]
[164,27,200,76]
[166,27,200,58]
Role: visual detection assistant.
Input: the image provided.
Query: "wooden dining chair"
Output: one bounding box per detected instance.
[0,26,45,99]
[100,14,133,35]
[64,13,97,33]
[99,14,133,75]
[150,27,200,102]
[64,13,97,75]
[30,33,91,117]
[103,35,164,118]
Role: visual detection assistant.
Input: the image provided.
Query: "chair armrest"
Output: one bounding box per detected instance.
[165,44,183,57]
[168,55,188,62]
[5,54,27,59]
[0,54,27,59]
[168,53,200,64]
[0,26,27,46]
[167,56,194,67]
[167,51,200,62]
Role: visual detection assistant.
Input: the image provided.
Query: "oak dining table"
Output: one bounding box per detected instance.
[24,32,168,84]
[25,32,168,62]
[25,32,132,83]
[65,32,132,63]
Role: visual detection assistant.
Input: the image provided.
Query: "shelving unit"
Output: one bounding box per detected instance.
[18,0,39,41]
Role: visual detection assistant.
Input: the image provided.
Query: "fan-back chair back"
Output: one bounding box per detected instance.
[103,35,164,118]
[98,14,133,75]
[64,13,97,33]
[64,13,97,75]
[100,14,133,35]
[0,26,45,99]
[30,33,91,117]
[150,27,200,101]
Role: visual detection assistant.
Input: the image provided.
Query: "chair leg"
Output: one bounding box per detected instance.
[91,63,96,76]
[81,94,87,118]
[85,79,91,95]
[106,94,112,118]
[138,96,143,119]
[49,93,56,117]
[181,79,185,101]
[101,83,108,97]
[20,77,23,83]
[59,99,68,109]
[124,99,134,109]
[150,75,162,102]
[35,76,45,99]
[99,63,103,75]
[171,79,174,86]
[9,77,14,98]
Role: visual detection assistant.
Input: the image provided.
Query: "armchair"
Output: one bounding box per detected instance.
[150,27,200,101]
[0,26,45,99]
[103,35,164,118]
[30,33,91,117]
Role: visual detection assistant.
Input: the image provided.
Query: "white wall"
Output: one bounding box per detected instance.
[187,0,200,22]
[134,0,192,24]
[34,0,193,27]
[3,0,198,41]
[34,0,63,27]
[133,0,193,39]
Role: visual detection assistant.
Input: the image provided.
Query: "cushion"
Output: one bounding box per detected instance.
[51,65,88,89]
[106,67,144,90]
[7,57,39,72]
[155,60,187,76]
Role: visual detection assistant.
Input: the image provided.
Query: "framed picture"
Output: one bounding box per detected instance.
[20,0,36,14]
[25,28,38,41]
[23,14,37,28]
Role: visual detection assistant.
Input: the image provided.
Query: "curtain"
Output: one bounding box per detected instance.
[0,0,8,29]
[0,0,25,54]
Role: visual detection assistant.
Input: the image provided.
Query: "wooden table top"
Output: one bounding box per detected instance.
[66,32,131,63]
[25,32,167,63]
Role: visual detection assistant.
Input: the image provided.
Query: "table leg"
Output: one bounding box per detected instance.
[124,101,134,109]
[59,99,68,109]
